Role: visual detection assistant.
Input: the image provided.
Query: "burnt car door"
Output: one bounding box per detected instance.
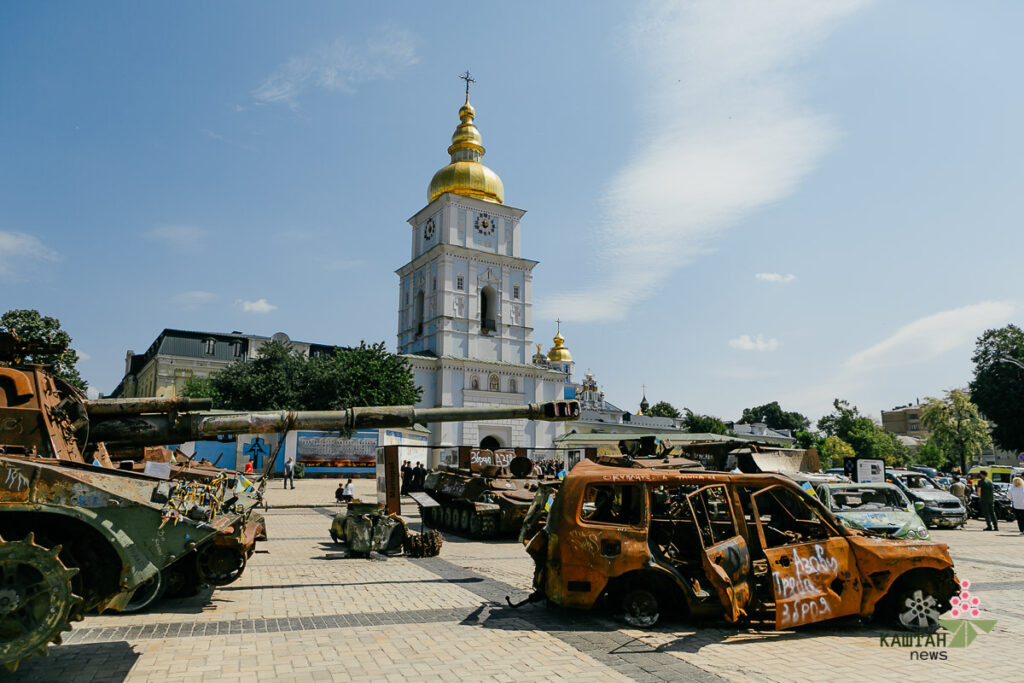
[750,485,863,629]
[686,484,752,622]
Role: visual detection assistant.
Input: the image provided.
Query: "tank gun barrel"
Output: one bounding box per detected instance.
[89,400,580,447]
[84,396,213,415]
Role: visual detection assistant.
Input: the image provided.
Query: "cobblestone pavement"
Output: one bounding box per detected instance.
[10,478,1023,682]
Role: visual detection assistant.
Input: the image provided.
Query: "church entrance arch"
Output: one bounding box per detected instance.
[479,435,501,450]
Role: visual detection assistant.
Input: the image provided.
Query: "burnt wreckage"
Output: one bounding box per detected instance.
[520,458,959,631]
[0,330,580,670]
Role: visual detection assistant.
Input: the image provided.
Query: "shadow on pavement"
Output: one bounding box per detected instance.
[10,640,139,682]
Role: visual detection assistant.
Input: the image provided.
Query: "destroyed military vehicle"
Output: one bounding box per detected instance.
[329,501,443,558]
[0,330,579,670]
[815,482,930,540]
[520,459,959,632]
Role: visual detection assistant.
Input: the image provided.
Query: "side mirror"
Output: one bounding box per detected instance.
[914,501,925,512]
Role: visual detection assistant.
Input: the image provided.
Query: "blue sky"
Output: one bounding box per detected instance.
[2,1,1022,424]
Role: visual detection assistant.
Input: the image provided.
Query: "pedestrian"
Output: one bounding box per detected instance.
[243,460,254,475]
[335,480,346,503]
[978,470,998,531]
[401,460,412,496]
[1010,476,1024,534]
[950,475,968,511]
[413,462,425,492]
[343,478,355,503]
[283,456,296,490]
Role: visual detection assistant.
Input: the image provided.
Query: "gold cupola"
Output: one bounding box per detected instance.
[547,331,572,363]
[428,95,505,204]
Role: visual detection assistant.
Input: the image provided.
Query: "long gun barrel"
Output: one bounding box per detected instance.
[85,397,213,415]
[88,400,580,447]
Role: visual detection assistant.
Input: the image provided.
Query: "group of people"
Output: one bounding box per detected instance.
[335,478,355,503]
[401,461,427,495]
[948,471,1024,533]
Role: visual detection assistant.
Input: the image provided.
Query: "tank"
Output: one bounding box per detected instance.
[420,453,558,539]
[0,331,580,670]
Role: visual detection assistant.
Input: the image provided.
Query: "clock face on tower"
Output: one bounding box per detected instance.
[475,213,495,236]
[423,218,435,240]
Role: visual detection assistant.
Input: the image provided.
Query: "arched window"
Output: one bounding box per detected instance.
[480,286,497,333]
[471,375,479,390]
[509,378,517,393]
[480,435,501,450]
[489,374,499,391]
[415,290,425,336]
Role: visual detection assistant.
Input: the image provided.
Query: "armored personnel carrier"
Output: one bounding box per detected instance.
[0,331,579,670]
[421,454,558,539]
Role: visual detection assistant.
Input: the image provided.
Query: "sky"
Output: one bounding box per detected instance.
[2,1,1023,425]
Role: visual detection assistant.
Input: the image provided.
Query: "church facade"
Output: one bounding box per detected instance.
[396,90,571,464]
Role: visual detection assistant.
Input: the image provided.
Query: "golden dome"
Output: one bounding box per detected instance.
[547,331,572,362]
[428,97,504,204]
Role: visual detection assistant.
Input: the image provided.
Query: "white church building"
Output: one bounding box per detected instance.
[396,89,573,463]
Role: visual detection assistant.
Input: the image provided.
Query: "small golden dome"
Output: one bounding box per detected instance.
[547,332,572,362]
[428,97,504,204]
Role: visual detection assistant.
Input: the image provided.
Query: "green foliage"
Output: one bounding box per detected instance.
[819,435,855,468]
[683,410,728,435]
[647,400,682,419]
[739,401,810,432]
[1,308,87,391]
[817,399,911,467]
[969,324,1024,452]
[794,430,821,450]
[921,389,992,475]
[913,440,947,470]
[194,340,421,413]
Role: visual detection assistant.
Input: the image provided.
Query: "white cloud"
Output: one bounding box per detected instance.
[238,298,277,314]
[146,225,207,251]
[171,290,215,310]
[729,334,780,352]
[844,301,1016,372]
[541,0,871,322]
[756,272,796,283]
[252,27,419,106]
[76,351,91,362]
[0,231,61,278]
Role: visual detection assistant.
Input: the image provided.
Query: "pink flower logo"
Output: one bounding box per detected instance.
[949,579,982,619]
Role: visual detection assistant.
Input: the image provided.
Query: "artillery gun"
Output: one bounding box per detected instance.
[0,330,579,670]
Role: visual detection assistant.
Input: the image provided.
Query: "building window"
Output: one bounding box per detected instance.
[433,276,437,291]
[513,285,520,300]
[471,375,479,390]
[456,275,464,290]
[489,374,499,391]
[204,339,215,355]
[480,286,497,333]
[509,378,517,393]
[232,341,242,358]
[415,290,425,337]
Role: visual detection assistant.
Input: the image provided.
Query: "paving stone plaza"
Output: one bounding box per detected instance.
[11,478,1021,682]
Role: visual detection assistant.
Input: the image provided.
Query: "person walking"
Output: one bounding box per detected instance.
[243,460,254,475]
[978,470,998,531]
[1010,476,1024,534]
[400,461,412,496]
[283,456,296,490]
[950,476,968,511]
[413,462,425,492]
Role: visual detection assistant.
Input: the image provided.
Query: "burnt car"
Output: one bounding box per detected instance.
[523,459,958,631]
[885,469,966,528]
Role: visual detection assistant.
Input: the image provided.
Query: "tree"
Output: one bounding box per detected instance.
[647,401,682,419]
[818,435,855,468]
[817,399,911,467]
[1,308,87,391]
[921,389,992,475]
[184,340,422,413]
[969,324,1024,452]
[914,440,946,470]
[794,430,821,450]
[739,401,810,432]
[683,410,728,435]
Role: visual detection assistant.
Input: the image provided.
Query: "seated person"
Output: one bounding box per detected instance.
[335,481,346,503]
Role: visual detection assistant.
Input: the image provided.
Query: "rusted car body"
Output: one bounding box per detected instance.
[524,459,958,630]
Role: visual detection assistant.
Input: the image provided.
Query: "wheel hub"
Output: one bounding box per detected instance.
[0,588,20,615]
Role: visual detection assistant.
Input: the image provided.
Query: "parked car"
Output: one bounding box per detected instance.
[521,459,959,632]
[966,483,1016,522]
[911,466,941,479]
[885,469,966,528]
[815,482,929,540]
